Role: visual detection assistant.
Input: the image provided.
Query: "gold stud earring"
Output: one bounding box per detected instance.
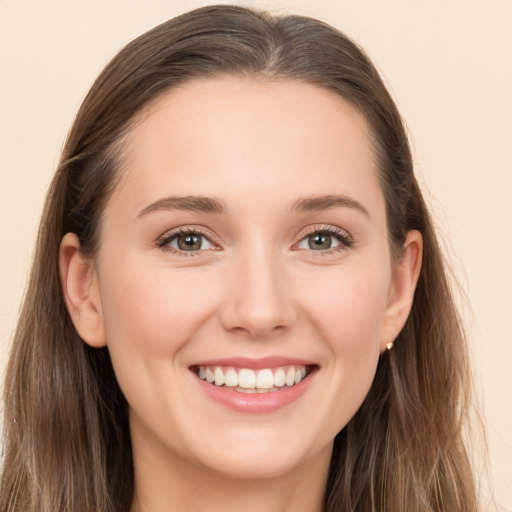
[386,341,394,351]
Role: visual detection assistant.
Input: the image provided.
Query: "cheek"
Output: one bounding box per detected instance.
[297,264,389,423]
[97,258,220,361]
[96,259,223,434]
[300,262,391,350]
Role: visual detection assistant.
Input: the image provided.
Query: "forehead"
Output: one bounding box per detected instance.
[114,78,382,215]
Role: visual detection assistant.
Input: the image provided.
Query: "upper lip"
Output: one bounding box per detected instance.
[190,356,317,370]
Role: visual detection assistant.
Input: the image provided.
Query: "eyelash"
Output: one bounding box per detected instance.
[156,225,353,257]
[157,227,217,257]
[296,225,354,254]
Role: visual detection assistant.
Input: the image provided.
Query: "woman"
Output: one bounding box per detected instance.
[0,4,478,511]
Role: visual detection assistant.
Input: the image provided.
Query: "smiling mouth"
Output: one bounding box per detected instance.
[191,365,317,393]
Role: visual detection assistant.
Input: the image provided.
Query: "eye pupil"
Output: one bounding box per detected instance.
[178,234,202,251]
[308,233,332,250]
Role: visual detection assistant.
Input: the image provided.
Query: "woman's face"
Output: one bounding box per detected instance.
[70,78,420,481]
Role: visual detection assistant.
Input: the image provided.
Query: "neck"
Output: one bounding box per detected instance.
[130,432,331,512]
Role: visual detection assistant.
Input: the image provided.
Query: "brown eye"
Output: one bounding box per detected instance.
[177,233,203,251]
[295,228,352,253]
[160,230,215,253]
[307,233,332,250]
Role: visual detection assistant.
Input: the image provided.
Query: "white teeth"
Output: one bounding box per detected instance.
[224,367,238,387]
[214,367,225,386]
[285,367,296,386]
[274,368,286,387]
[238,369,256,389]
[256,369,274,389]
[196,364,311,391]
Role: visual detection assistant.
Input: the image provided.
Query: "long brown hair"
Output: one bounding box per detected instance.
[1,5,478,511]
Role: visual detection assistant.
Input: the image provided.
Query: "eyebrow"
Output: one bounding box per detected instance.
[292,194,369,217]
[136,193,369,219]
[136,195,226,218]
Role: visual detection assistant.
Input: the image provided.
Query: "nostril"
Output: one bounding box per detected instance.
[220,304,297,339]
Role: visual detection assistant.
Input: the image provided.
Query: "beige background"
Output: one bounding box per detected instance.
[1,0,510,509]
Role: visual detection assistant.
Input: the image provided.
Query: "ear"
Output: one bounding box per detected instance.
[380,230,423,352]
[59,233,106,347]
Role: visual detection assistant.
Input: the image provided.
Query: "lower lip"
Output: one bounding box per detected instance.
[193,372,315,413]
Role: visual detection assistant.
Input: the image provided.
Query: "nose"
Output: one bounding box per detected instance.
[219,246,297,339]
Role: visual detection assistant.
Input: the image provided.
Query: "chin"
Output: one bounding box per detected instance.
[187,428,333,481]
[199,449,314,481]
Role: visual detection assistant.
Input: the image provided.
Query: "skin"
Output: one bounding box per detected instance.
[60,78,422,512]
